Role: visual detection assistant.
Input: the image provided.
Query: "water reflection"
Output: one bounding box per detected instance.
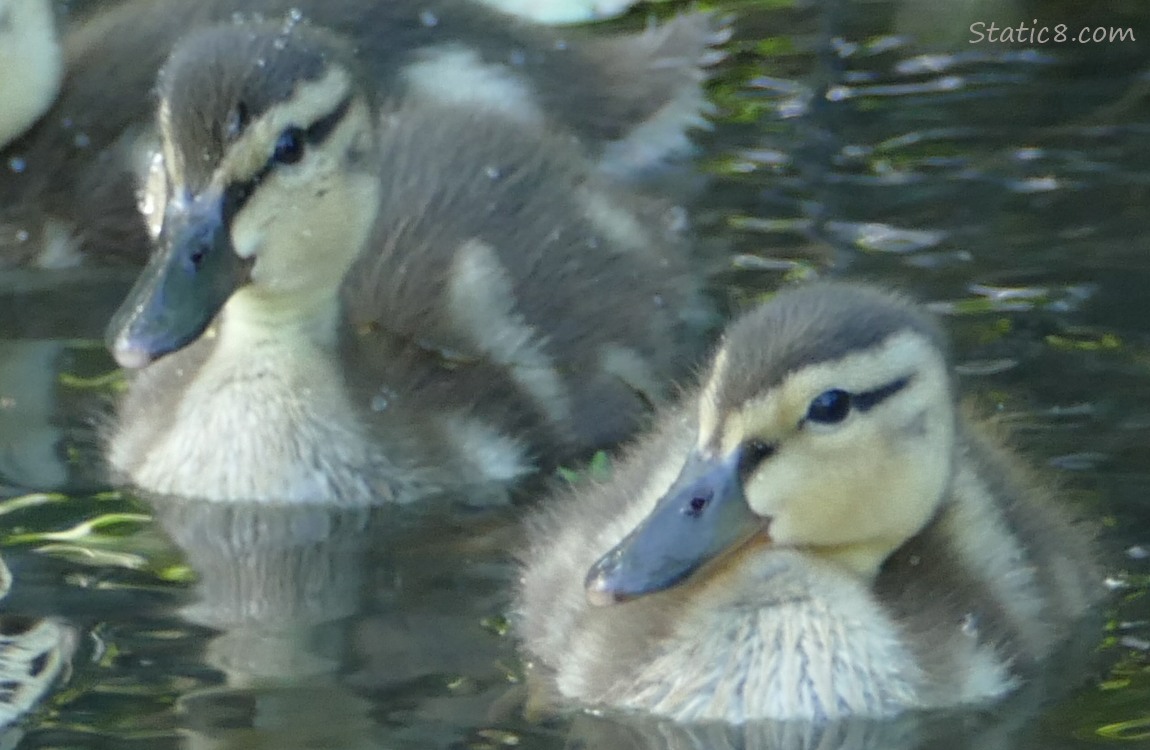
[0,553,77,748]
[149,500,376,749]
[147,496,520,748]
[0,342,67,491]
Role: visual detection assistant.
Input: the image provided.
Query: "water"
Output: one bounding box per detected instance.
[2,0,1150,747]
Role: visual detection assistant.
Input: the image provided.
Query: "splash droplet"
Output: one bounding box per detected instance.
[371,387,397,412]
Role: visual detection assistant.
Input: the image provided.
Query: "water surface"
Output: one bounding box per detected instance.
[2,0,1150,748]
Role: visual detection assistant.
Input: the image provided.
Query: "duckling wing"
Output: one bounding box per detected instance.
[340,105,710,470]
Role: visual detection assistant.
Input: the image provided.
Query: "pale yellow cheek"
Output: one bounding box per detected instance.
[235,169,377,297]
[747,436,904,547]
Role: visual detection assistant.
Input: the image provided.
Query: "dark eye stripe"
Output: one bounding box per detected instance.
[737,439,775,480]
[852,376,912,412]
[304,94,352,145]
[223,175,259,222]
[221,95,355,220]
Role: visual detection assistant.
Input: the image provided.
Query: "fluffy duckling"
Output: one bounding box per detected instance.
[104,22,711,504]
[517,282,1101,723]
[0,0,725,268]
[0,0,61,151]
[0,554,77,733]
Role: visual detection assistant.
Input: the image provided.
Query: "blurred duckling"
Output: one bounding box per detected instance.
[0,554,77,734]
[0,0,727,268]
[517,282,1101,723]
[104,21,712,504]
[476,0,637,25]
[0,0,61,151]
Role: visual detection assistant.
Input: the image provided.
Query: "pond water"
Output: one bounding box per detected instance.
[2,0,1150,748]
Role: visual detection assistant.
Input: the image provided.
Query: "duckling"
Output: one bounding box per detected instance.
[0,0,726,269]
[104,21,712,504]
[0,0,61,151]
[516,282,1101,723]
[475,0,636,25]
[0,554,77,733]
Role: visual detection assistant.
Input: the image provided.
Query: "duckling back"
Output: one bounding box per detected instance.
[342,104,711,458]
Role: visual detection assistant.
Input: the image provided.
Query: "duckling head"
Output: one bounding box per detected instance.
[587,283,958,604]
[108,20,380,368]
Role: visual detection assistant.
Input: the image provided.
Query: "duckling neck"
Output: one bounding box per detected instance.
[219,285,342,350]
[108,284,383,503]
[808,540,901,582]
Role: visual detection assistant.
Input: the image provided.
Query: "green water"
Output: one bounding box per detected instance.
[3,0,1150,748]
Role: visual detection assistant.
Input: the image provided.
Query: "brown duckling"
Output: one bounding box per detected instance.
[104,21,713,504]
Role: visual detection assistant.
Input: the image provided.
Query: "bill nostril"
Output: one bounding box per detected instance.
[686,492,710,517]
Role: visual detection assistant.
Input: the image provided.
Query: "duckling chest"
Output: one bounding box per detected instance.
[576,556,927,722]
[111,335,392,504]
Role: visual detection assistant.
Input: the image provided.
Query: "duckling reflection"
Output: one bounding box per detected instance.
[551,669,1097,750]
[149,497,523,749]
[0,341,66,490]
[0,0,726,268]
[147,497,377,749]
[105,20,713,504]
[518,282,1102,723]
[0,553,77,739]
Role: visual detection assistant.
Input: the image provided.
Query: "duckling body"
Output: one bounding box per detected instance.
[0,0,725,269]
[105,23,711,504]
[517,282,1100,723]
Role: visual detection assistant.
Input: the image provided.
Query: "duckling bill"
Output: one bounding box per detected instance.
[585,447,769,605]
[104,22,712,504]
[517,282,1102,723]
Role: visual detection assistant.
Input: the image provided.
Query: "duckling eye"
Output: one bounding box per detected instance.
[272,127,306,165]
[806,389,851,425]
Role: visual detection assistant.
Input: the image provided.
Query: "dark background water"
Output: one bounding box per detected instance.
[2,0,1150,748]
